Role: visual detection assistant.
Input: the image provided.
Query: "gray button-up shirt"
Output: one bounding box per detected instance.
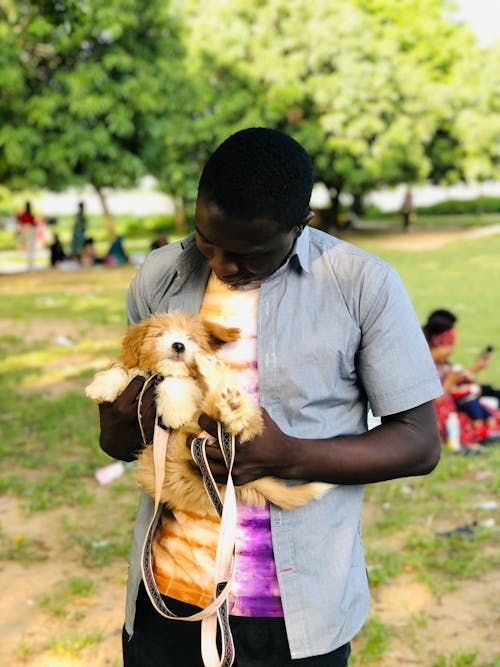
[124,227,442,659]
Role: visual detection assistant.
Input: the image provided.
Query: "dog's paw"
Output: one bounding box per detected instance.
[85,365,129,403]
[220,385,242,411]
[218,392,263,442]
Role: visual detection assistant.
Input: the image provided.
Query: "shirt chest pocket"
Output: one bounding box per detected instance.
[266,322,362,437]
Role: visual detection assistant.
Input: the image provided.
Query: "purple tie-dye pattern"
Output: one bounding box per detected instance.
[229,502,283,617]
[201,274,283,617]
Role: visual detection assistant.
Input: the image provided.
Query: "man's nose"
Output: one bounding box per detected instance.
[208,248,239,276]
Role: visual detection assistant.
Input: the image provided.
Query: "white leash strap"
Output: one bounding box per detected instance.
[191,423,237,667]
[140,418,237,667]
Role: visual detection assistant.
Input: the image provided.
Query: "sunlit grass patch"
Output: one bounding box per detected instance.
[407,528,497,588]
[351,615,389,665]
[59,482,139,568]
[15,639,38,660]
[366,548,403,587]
[363,445,500,599]
[0,530,50,563]
[48,629,104,655]
[1,327,122,390]
[431,650,492,667]
[38,576,97,619]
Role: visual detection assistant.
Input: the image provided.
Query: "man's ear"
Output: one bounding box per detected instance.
[295,211,314,237]
[202,320,240,350]
[303,210,315,225]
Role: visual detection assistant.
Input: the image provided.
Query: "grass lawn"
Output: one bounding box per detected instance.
[0,230,499,666]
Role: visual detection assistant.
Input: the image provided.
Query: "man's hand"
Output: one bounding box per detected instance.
[98,376,157,461]
[188,408,293,485]
[187,401,441,486]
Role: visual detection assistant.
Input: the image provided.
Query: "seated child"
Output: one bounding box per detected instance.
[423,309,499,443]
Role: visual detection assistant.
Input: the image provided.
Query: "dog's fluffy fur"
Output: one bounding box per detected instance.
[86,311,330,512]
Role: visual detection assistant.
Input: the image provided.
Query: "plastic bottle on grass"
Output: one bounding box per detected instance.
[446,412,461,452]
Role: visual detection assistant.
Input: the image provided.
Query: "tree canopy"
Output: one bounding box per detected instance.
[1,0,499,224]
[181,0,499,212]
[0,0,186,233]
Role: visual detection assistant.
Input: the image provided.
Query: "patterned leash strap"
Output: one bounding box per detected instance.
[140,418,237,667]
[191,423,237,667]
[137,374,159,448]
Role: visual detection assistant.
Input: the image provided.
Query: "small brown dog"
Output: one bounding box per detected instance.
[86,311,330,512]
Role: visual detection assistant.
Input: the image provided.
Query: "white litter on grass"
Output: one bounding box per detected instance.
[36,296,56,307]
[91,540,110,548]
[95,461,125,485]
[54,335,73,346]
[474,500,498,510]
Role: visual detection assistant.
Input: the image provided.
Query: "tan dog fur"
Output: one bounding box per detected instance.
[86,311,330,512]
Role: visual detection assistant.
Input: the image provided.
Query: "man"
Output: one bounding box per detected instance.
[98,128,442,666]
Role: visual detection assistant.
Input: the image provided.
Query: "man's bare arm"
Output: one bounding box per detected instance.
[198,401,441,486]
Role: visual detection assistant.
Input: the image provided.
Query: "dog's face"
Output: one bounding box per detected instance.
[120,311,240,377]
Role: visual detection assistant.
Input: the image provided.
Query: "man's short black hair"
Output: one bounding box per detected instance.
[198,128,314,230]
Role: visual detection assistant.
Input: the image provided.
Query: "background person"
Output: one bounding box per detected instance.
[97,128,442,667]
[81,237,98,267]
[150,231,169,251]
[422,309,499,443]
[70,201,88,261]
[400,186,414,232]
[104,235,129,266]
[16,201,38,271]
[49,233,67,267]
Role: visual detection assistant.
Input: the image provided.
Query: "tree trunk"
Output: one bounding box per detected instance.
[174,196,188,236]
[352,192,364,216]
[94,186,116,240]
[330,189,341,225]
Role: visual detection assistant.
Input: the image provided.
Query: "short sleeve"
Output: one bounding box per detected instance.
[126,266,154,325]
[357,264,442,416]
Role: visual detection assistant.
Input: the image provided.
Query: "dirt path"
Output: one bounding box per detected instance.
[2,491,499,667]
[341,222,500,250]
[0,499,126,666]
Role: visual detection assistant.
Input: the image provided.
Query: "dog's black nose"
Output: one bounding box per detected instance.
[172,342,185,353]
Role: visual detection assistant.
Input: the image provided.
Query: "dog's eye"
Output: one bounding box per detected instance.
[145,329,165,339]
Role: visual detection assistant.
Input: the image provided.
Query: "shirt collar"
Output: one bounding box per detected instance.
[176,233,205,277]
[175,226,311,281]
[289,225,311,275]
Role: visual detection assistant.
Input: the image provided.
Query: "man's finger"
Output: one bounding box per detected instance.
[119,375,147,405]
[198,413,218,436]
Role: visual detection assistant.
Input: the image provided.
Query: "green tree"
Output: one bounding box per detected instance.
[181,0,493,221]
[0,0,185,237]
[143,52,264,232]
[443,43,500,184]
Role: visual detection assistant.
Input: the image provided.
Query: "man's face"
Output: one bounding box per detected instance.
[194,197,304,290]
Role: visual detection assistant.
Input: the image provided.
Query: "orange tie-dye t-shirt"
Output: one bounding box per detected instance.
[151,273,283,616]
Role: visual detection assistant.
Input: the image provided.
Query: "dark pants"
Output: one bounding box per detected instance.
[123,583,351,666]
